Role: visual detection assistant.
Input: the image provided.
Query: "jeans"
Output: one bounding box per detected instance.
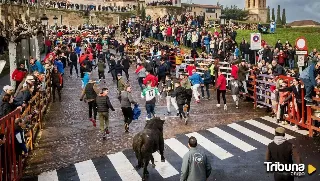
[205,44,210,54]
[192,84,200,101]
[88,101,97,120]
[146,104,156,119]
[192,42,197,49]
[52,85,61,101]
[201,83,210,98]
[98,112,109,131]
[123,68,129,80]
[138,77,144,90]
[175,65,181,78]
[244,54,249,62]
[70,63,78,75]
[241,80,248,94]
[301,78,313,100]
[217,89,226,104]
[121,107,133,124]
[166,96,178,113]
[288,59,294,69]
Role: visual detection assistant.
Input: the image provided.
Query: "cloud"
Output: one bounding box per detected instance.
[181,0,319,22]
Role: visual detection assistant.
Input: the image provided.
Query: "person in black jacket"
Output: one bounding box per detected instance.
[0,94,14,119]
[118,42,125,58]
[51,67,63,102]
[69,49,79,77]
[96,88,115,139]
[109,60,124,76]
[172,81,188,124]
[121,56,130,80]
[108,55,117,81]
[157,59,168,85]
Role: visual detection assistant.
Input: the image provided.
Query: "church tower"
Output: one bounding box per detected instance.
[245,0,268,22]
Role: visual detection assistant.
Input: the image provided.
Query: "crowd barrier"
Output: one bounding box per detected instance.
[252,74,319,137]
[0,70,52,181]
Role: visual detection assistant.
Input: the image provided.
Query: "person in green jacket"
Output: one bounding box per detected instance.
[97,59,106,83]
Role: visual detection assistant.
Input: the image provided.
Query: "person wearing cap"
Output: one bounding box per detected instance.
[189,69,203,103]
[80,78,99,127]
[266,127,301,181]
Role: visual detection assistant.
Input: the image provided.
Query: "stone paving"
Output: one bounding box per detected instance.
[24,51,266,177]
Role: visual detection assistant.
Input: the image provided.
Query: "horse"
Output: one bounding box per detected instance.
[132,117,165,180]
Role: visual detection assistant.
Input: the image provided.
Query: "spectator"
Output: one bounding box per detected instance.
[29,57,45,74]
[11,63,27,92]
[272,60,285,76]
[299,61,320,103]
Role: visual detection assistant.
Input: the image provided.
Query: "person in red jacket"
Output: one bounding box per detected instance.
[278,50,286,67]
[143,71,158,87]
[12,63,27,92]
[216,70,227,110]
[231,62,239,80]
[186,63,196,76]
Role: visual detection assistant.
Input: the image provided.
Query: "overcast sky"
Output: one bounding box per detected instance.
[182,0,320,22]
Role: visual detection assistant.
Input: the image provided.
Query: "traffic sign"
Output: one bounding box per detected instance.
[297,55,305,67]
[295,37,308,50]
[250,33,261,50]
[295,51,308,55]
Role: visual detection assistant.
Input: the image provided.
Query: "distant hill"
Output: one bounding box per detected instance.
[288,20,320,27]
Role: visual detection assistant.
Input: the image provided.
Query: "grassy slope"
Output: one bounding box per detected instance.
[234,27,320,50]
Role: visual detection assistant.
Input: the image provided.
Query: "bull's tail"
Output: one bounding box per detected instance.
[133,133,144,167]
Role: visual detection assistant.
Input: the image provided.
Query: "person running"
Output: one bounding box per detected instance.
[141,81,160,120]
[97,59,106,83]
[80,78,99,127]
[172,81,188,124]
[189,69,203,103]
[69,48,79,77]
[229,75,240,109]
[96,88,115,139]
[216,70,227,110]
[201,66,211,100]
[180,74,192,116]
[120,85,137,132]
[135,63,146,91]
[164,74,179,116]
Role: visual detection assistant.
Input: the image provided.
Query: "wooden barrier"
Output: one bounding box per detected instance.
[0,70,52,180]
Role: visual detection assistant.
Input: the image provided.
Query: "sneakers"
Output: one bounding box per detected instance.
[304,97,313,103]
[201,97,205,99]
[216,104,220,107]
[105,128,110,134]
[101,131,106,139]
[167,112,171,116]
[176,112,180,116]
[90,118,97,127]
[236,105,239,109]
[224,104,227,111]
[146,117,151,121]
[124,123,129,133]
[277,119,280,123]
[184,117,188,125]
[186,112,189,117]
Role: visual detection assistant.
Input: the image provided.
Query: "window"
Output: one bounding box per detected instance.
[206,8,215,13]
[216,13,217,19]
[248,0,250,8]
[253,0,255,7]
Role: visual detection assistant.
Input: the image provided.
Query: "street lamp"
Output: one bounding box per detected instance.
[131,15,136,23]
[53,15,58,32]
[40,14,49,54]
[219,14,227,58]
[40,14,49,27]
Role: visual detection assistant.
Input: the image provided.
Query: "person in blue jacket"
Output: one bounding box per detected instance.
[82,72,90,89]
[54,58,65,75]
[201,66,211,99]
[203,35,211,54]
[29,57,45,73]
[299,61,320,103]
[189,69,203,103]
[75,45,81,56]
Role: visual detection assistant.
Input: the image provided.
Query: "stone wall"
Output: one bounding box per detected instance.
[145,6,184,20]
[0,4,134,27]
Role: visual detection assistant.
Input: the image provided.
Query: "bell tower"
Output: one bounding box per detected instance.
[245,0,268,22]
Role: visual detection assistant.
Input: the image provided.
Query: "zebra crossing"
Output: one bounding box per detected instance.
[37,116,308,181]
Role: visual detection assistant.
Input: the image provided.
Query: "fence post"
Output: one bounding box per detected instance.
[253,75,257,109]
[307,106,313,137]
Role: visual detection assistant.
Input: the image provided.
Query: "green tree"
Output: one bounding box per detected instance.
[141,5,146,20]
[271,8,275,22]
[221,6,249,21]
[266,6,271,23]
[281,8,286,25]
[276,5,282,24]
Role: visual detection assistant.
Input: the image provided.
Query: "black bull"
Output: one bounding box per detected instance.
[132,117,165,180]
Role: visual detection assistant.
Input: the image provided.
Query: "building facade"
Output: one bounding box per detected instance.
[245,0,268,22]
[182,3,222,21]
